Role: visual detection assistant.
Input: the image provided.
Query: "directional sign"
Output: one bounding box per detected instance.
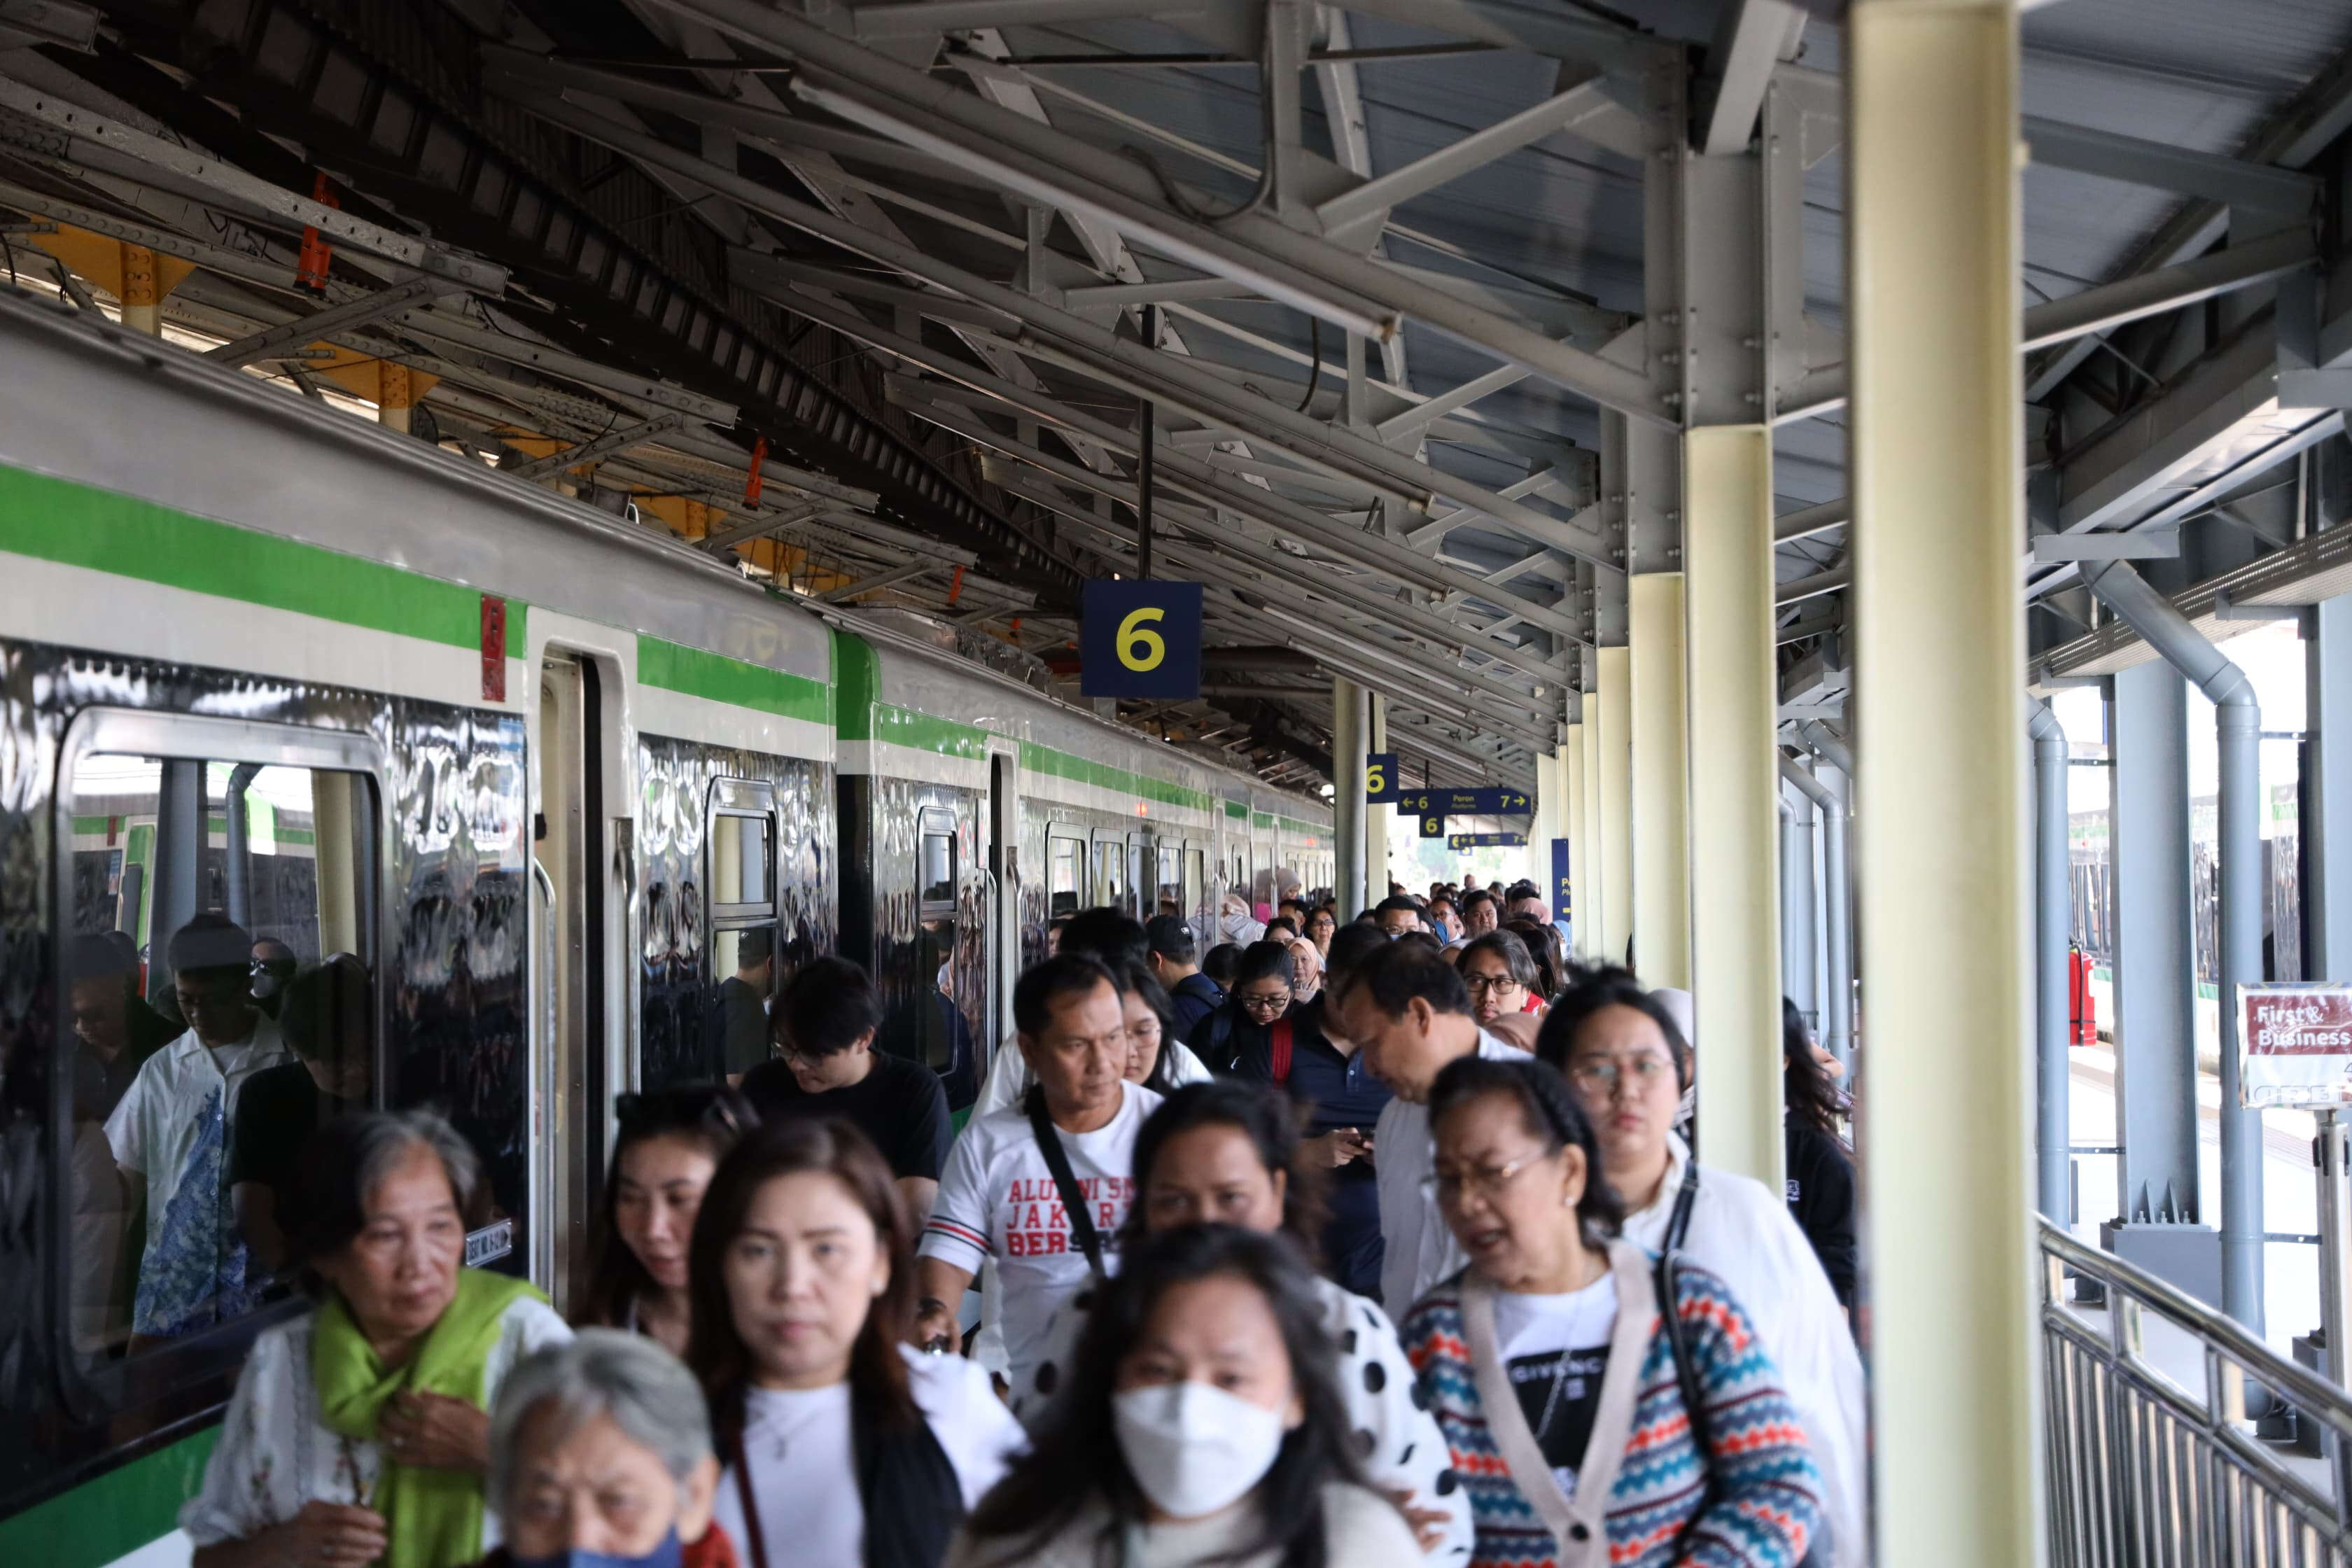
[1448,832,1528,849]
[1420,814,1446,838]
[1394,786,1534,816]
[1081,580,1203,699]
[1551,838,1573,924]
[1364,752,1402,803]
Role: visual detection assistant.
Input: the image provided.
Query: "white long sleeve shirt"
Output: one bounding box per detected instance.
[1373,1029,1530,1324]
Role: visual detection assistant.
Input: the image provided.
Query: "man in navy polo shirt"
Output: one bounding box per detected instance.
[1225,920,1393,1298]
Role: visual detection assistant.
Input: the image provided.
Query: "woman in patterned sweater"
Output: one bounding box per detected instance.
[1397,1058,1821,1568]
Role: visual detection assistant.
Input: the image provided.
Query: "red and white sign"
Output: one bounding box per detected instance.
[2240,985,2352,1108]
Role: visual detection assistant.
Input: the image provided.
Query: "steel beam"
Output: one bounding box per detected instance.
[500,412,688,483]
[697,503,826,555]
[2022,227,2314,351]
[816,561,937,602]
[1315,71,1617,232]
[1849,2,2036,1562]
[2023,114,2320,215]
[1698,0,1807,155]
[202,276,458,369]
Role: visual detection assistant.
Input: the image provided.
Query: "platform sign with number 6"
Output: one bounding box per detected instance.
[1364,752,1401,804]
[1081,580,1203,699]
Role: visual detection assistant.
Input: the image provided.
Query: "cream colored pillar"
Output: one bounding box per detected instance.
[1580,692,1604,952]
[1366,693,1390,897]
[1850,1,2038,1562]
[1684,427,1784,1189]
[1564,720,1588,951]
[1628,575,1692,988]
[1595,647,1633,966]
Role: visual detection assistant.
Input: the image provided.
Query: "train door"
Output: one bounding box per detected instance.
[532,652,621,1308]
[986,744,1020,1069]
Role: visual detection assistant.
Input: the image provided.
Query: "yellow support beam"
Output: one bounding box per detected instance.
[1564,720,1587,952]
[1629,573,1692,989]
[1849,1,2038,1563]
[1684,426,1783,1189]
[1596,646,1633,967]
[1580,692,1604,953]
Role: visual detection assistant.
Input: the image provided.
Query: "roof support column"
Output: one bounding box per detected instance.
[1564,713,1588,951]
[1672,51,1786,1186]
[1366,693,1390,899]
[1848,2,2038,1562]
[2309,595,2352,987]
[1581,680,1604,953]
[1597,645,1634,966]
[1334,675,1370,918]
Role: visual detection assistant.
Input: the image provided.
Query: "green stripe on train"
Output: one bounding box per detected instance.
[1018,743,1216,814]
[0,1427,216,1568]
[0,465,490,650]
[636,635,828,724]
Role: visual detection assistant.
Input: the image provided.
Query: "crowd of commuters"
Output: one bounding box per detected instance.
[124,870,1863,1568]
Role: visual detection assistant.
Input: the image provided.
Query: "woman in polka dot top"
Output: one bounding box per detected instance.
[1020,1082,1474,1560]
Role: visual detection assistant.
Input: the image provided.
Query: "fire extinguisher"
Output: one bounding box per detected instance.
[2068,941,2097,1045]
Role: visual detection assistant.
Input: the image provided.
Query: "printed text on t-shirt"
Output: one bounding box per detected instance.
[1003,1174,1135,1256]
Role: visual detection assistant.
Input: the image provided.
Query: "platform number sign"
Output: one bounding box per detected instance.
[1551,838,1573,924]
[1364,752,1401,804]
[1420,814,1446,839]
[1082,580,1203,699]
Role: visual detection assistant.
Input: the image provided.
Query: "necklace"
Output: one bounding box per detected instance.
[1530,1352,1574,1445]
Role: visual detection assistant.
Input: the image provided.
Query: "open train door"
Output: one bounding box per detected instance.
[985,740,1021,1079]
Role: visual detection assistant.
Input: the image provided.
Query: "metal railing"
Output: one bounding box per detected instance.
[2042,1221,2352,1565]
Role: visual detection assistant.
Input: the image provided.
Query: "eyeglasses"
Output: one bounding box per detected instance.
[1566,1055,1676,1096]
[1433,1152,1546,1203]
[1236,990,1292,1016]
[1461,973,1524,997]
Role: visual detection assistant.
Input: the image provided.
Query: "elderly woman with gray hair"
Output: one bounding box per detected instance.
[183,1110,571,1568]
[468,1330,738,1568]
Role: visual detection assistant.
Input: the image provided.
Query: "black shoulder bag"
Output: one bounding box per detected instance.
[1026,1086,1107,1278]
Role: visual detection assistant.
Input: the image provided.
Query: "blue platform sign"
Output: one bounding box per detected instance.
[1551,837,1573,923]
[1081,580,1203,699]
[1420,813,1446,838]
[1395,786,1534,816]
[1448,832,1528,849]
[1364,752,1402,803]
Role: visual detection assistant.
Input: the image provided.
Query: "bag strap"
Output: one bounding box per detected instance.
[733,1430,772,1568]
[1026,1090,1106,1278]
[1270,1018,1294,1086]
[1653,1245,1718,1560]
[1664,1159,1700,1254]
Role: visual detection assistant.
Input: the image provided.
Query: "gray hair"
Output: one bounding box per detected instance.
[489,1330,714,1513]
[285,1108,483,1278]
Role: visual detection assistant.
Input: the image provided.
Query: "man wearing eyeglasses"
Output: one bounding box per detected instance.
[1327,940,1529,1322]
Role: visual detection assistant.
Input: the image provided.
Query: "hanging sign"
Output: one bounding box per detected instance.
[1081,580,1203,699]
[1420,814,1446,838]
[1394,786,1534,816]
[1364,752,1402,803]
[1448,832,1528,849]
[2239,984,2352,1108]
[1551,838,1572,923]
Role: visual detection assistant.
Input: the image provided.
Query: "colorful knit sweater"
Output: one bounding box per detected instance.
[1399,1248,1822,1568]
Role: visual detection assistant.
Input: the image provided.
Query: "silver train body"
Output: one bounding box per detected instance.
[0,292,1332,1557]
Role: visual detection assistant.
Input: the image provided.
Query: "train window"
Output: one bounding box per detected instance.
[59,719,381,1381]
[1096,837,1124,909]
[711,811,774,909]
[920,809,958,916]
[1049,832,1084,916]
[1158,841,1184,919]
[706,783,782,1086]
[1184,848,1205,921]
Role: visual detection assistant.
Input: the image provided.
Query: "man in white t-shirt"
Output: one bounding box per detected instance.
[914,953,1160,1399]
[1328,939,1529,1322]
[106,912,291,1342]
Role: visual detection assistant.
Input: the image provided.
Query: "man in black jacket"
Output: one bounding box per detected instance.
[1146,913,1223,1035]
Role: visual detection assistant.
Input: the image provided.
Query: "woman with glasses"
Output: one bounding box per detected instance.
[1400,1057,1820,1568]
[576,1086,757,1357]
[1304,907,1337,958]
[1457,932,1546,1052]
[1114,960,1216,1092]
[1536,971,1868,1568]
[1184,941,1296,1074]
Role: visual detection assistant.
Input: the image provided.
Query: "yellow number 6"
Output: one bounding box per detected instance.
[1365,763,1386,794]
[1116,606,1166,671]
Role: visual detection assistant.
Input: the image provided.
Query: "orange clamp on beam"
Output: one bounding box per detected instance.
[296,173,339,293]
[946,564,966,607]
[743,435,769,507]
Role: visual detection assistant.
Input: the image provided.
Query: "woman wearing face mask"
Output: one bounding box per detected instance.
[692,1120,1026,1568]
[475,1331,736,1568]
[1401,1058,1821,1568]
[952,1225,1422,1568]
[1184,941,1296,1074]
[576,1088,757,1356]
[1018,1084,1470,1558]
[1536,972,1866,1568]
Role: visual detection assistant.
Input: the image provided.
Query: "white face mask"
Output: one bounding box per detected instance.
[1112,1380,1289,1520]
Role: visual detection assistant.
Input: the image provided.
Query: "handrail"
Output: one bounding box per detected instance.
[2041,1219,2352,1431]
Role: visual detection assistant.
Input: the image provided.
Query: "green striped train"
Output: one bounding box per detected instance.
[0,290,1334,1564]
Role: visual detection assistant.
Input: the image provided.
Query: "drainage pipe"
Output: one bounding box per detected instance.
[1779,752,1854,1066]
[2030,699,2072,1223]
[2081,558,2264,1331]
[1780,790,1817,1022]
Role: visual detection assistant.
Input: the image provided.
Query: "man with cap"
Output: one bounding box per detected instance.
[105,911,293,1343]
[230,953,375,1271]
[68,931,174,1124]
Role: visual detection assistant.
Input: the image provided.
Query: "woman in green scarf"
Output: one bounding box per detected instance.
[184,1110,573,1568]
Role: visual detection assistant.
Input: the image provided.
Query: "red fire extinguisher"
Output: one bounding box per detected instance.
[2068,941,2098,1045]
